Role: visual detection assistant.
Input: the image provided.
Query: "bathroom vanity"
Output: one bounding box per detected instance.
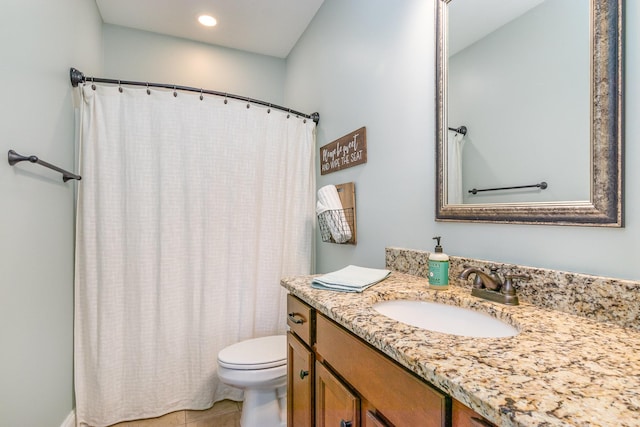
[282,259,640,427]
[286,293,493,427]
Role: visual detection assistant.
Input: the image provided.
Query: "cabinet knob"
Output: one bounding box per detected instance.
[288,312,305,324]
[299,370,309,379]
[340,420,352,427]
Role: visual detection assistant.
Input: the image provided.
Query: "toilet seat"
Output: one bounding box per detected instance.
[218,335,287,370]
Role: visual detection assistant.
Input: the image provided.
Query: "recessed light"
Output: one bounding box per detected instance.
[198,15,217,27]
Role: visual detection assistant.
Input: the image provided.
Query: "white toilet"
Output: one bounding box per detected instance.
[217,335,287,427]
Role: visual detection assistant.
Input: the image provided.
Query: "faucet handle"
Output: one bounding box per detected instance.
[502,274,530,296]
[485,266,503,290]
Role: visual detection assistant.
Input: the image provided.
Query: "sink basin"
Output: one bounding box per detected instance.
[372,300,519,338]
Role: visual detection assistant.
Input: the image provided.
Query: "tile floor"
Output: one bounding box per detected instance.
[105,400,241,427]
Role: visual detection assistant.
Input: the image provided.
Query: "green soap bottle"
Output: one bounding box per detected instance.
[428,236,449,290]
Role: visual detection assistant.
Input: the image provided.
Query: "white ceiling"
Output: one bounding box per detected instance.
[95,0,325,59]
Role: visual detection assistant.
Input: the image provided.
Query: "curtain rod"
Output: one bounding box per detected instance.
[69,68,320,125]
[448,125,467,135]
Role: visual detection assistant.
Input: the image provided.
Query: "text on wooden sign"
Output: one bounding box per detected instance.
[320,127,367,175]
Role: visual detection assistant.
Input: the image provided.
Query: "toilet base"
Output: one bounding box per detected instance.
[240,385,286,427]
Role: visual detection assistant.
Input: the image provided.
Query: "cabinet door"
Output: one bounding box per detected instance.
[288,332,314,427]
[452,399,496,427]
[364,410,390,427]
[316,314,447,427]
[316,361,359,427]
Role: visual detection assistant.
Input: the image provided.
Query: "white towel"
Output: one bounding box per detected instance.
[312,265,391,292]
[317,185,352,243]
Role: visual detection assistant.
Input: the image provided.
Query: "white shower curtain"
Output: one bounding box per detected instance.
[74,85,316,427]
[447,130,466,204]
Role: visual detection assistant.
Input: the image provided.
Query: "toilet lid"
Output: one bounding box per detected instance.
[218,335,287,370]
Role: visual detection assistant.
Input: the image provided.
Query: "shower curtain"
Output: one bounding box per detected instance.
[74,84,316,427]
[447,130,466,204]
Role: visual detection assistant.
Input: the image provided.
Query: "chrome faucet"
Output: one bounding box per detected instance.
[459,266,528,306]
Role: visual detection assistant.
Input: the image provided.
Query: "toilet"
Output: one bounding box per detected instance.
[217,335,287,427]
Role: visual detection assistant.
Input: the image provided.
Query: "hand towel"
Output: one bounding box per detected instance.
[312,265,391,292]
[317,185,352,243]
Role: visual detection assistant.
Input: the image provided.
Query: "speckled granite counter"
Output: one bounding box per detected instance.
[281,272,640,427]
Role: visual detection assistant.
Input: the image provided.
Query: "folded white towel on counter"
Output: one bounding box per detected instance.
[316,185,352,243]
[312,265,391,292]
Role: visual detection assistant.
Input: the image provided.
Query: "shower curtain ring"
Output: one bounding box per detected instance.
[146,83,151,95]
[118,81,123,93]
[200,89,204,101]
[91,77,96,91]
[173,86,177,97]
[224,93,228,104]
[267,103,271,114]
[287,109,291,119]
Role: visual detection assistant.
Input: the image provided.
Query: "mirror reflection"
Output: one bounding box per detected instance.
[446,0,590,205]
[435,0,623,226]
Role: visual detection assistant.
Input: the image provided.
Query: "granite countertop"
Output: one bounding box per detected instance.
[281,272,640,427]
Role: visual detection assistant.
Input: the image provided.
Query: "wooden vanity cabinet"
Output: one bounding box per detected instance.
[316,313,447,427]
[451,400,496,427]
[287,295,315,427]
[288,332,314,427]
[286,294,496,427]
[315,361,360,427]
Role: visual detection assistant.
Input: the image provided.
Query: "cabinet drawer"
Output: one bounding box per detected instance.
[287,294,314,345]
[316,314,448,427]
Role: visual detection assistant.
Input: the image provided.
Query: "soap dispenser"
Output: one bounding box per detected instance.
[428,236,449,290]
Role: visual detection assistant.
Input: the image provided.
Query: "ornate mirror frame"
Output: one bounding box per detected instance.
[435,0,623,226]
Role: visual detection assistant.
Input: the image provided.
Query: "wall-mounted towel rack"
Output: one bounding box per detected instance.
[448,125,467,135]
[8,150,81,182]
[317,182,357,245]
[469,181,547,195]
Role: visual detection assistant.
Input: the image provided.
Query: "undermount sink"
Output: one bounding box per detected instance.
[372,300,519,338]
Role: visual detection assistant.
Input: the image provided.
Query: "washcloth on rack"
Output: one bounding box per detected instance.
[312,265,391,292]
[316,185,352,243]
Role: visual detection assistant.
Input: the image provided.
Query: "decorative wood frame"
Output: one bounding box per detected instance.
[435,0,624,226]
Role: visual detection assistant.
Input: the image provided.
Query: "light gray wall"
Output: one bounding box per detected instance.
[449,0,590,203]
[285,0,436,273]
[0,1,637,425]
[285,0,640,282]
[0,1,102,426]
[103,24,287,105]
[0,18,285,427]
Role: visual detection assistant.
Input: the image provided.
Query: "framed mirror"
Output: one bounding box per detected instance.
[435,0,623,226]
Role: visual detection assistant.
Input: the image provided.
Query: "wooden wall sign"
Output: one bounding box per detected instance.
[320,127,367,175]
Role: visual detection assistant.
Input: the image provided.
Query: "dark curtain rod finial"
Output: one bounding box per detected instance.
[8,150,81,182]
[70,67,84,87]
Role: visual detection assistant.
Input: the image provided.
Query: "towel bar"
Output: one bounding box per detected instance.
[8,150,81,182]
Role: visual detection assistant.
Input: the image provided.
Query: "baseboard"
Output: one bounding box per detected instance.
[60,409,76,427]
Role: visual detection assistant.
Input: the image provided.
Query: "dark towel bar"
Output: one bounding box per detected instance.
[8,150,81,182]
[469,182,547,195]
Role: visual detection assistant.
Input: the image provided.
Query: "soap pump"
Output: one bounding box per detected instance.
[428,236,449,290]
